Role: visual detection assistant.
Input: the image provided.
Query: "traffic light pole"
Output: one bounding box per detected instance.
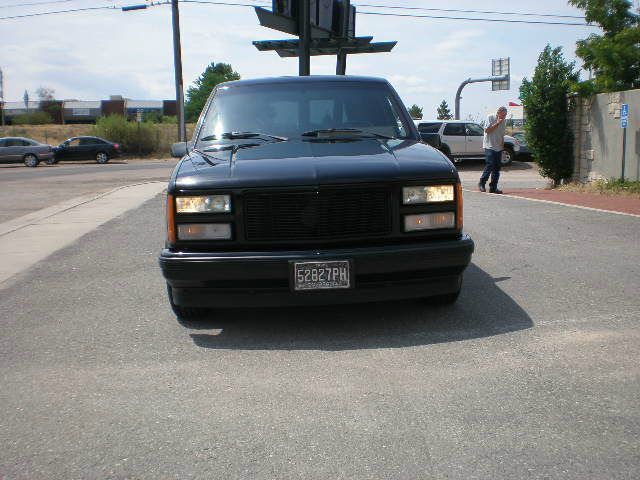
[454,75,508,120]
[298,0,311,76]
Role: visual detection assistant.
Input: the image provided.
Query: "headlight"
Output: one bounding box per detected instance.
[403,185,454,204]
[177,223,232,240]
[404,212,455,231]
[176,195,231,213]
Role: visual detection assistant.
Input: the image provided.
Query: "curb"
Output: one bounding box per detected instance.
[462,189,640,218]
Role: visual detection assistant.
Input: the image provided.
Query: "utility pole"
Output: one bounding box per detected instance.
[171,0,186,142]
[122,1,186,142]
[0,67,4,127]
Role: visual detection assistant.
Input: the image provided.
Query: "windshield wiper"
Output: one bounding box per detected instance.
[201,143,260,154]
[200,132,288,142]
[301,128,396,140]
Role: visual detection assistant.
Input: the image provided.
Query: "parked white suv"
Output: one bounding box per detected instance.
[414,120,520,166]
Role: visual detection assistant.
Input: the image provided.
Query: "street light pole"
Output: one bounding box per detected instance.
[171,0,186,142]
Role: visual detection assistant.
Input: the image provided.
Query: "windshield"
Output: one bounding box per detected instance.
[196,81,412,148]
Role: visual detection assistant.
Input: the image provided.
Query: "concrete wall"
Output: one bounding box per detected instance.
[572,89,640,182]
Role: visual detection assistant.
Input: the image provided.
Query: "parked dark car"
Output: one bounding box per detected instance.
[53,136,120,163]
[512,132,533,160]
[159,76,474,318]
[0,137,54,167]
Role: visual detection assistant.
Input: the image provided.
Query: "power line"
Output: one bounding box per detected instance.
[358,10,591,27]
[179,0,591,25]
[353,3,586,20]
[0,0,593,26]
[1,0,75,8]
[0,5,117,19]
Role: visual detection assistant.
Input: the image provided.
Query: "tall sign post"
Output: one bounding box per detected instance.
[620,103,629,181]
[254,0,395,76]
[336,0,350,75]
[455,57,510,120]
[299,0,311,75]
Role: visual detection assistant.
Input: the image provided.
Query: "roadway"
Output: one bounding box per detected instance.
[0,160,638,478]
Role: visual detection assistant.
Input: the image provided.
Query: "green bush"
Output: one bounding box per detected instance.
[142,111,177,124]
[92,115,159,155]
[12,111,54,125]
[520,45,579,186]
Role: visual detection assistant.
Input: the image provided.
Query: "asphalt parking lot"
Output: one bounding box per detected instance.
[1,160,638,479]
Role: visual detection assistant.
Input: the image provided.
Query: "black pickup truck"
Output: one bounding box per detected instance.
[160,76,474,318]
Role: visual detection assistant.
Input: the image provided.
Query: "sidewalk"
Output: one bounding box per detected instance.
[0,182,166,288]
[503,188,640,216]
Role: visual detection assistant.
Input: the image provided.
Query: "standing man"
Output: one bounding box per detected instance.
[478,106,508,194]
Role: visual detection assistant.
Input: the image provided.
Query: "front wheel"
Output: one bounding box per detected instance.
[167,284,208,320]
[501,146,514,167]
[96,152,109,164]
[24,154,39,167]
[439,145,453,162]
[45,157,58,165]
[425,290,461,305]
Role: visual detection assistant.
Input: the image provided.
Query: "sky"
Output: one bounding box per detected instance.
[0,0,613,121]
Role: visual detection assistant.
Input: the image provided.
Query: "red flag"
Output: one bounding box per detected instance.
[509,101,521,107]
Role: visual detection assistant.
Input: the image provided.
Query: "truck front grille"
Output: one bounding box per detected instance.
[243,187,392,241]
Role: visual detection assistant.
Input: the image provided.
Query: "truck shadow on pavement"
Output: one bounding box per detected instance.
[183,263,533,351]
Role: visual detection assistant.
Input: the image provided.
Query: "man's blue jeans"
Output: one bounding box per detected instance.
[479,149,502,191]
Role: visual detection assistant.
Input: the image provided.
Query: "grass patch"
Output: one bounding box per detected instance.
[559,179,640,198]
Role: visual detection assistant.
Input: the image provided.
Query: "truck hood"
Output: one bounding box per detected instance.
[172,138,457,191]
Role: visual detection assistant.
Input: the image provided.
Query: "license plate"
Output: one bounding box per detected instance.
[292,260,351,291]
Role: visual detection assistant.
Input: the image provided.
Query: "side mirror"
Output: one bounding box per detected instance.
[171,141,190,158]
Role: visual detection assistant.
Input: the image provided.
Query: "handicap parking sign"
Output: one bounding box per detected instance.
[621,117,628,129]
[621,103,629,119]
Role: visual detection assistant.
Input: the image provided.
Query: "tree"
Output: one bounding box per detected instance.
[520,45,579,186]
[569,0,640,92]
[36,86,61,123]
[36,87,55,102]
[408,104,423,119]
[184,62,240,122]
[437,100,452,120]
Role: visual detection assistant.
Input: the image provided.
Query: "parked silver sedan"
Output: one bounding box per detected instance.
[0,137,54,167]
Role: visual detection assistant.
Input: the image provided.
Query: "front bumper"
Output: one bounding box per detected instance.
[160,235,474,307]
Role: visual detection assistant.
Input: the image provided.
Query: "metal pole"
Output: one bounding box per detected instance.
[454,79,471,120]
[454,75,509,120]
[336,0,350,75]
[621,126,627,181]
[171,0,186,142]
[299,0,311,76]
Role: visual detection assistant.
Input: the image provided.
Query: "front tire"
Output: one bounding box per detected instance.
[501,146,514,166]
[425,290,461,305]
[96,152,109,164]
[439,145,453,162]
[24,154,39,167]
[167,284,208,320]
[45,157,57,165]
